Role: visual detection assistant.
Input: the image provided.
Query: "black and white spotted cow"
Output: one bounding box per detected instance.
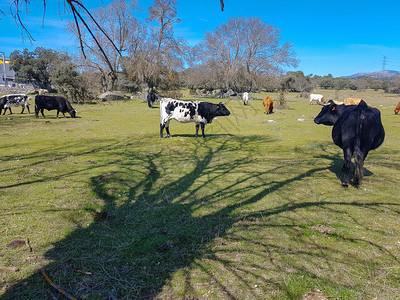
[0,94,30,115]
[160,98,230,138]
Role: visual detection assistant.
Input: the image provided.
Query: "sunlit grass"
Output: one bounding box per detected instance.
[1,90,399,299]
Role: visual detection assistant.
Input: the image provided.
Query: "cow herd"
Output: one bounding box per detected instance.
[1,91,399,187]
[0,94,76,118]
[155,92,395,188]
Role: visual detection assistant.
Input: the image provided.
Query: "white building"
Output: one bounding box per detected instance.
[0,53,16,87]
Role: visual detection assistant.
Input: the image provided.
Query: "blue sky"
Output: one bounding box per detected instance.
[1,0,400,77]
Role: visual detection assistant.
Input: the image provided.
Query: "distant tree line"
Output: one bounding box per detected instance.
[8,0,400,102]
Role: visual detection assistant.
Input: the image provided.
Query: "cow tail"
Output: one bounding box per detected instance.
[354,108,365,184]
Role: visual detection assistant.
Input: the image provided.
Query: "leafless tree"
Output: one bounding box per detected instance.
[195,17,298,92]
[122,0,189,96]
[67,0,141,91]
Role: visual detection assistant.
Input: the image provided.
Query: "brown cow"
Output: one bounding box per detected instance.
[344,98,362,105]
[394,101,400,114]
[263,97,274,114]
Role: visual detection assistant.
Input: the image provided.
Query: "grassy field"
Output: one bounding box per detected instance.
[0,89,399,299]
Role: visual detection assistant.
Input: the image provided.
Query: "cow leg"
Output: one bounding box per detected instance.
[165,125,171,138]
[21,106,25,114]
[195,124,200,137]
[341,148,353,187]
[8,108,12,115]
[35,106,39,118]
[40,108,45,118]
[26,105,30,114]
[160,121,171,138]
[200,122,206,138]
[353,149,364,186]
[160,123,165,138]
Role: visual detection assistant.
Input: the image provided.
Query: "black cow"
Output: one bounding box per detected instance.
[35,95,77,118]
[0,96,7,115]
[160,98,230,138]
[147,90,158,108]
[314,100,385,187]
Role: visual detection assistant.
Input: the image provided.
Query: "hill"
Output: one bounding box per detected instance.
[343,70,400,78]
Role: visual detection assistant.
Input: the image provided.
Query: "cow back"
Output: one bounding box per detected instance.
[332,103,384,151]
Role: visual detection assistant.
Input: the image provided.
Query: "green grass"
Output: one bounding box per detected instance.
[1,90,399,299]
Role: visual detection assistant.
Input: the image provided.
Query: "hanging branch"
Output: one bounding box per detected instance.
[10,0,36,42]
[69,3,86,58]
[66,2,116,74]
[8,0,121,72]
[66,0,121,56]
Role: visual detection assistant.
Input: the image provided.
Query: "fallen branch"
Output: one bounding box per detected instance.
[41,269,78,300]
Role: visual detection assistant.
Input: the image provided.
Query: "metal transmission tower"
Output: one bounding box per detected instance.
[382,56,387,71]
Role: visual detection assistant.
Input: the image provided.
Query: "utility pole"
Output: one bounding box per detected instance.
[0,52,6,86]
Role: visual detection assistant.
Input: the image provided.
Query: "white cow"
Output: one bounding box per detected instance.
[309,94,325,105]
[159,98,230,138]
[242,92,249,105]
[1,94,30,114]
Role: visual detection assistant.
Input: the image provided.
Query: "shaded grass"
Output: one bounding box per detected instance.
[1,90,399,299]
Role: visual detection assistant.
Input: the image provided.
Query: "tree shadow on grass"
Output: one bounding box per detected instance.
[316,153,376,188]
[2,136,399,299]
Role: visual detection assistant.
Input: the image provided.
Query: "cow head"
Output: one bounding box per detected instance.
[69,109,77,118]
[216,102,230,116]
[314,100,340,126]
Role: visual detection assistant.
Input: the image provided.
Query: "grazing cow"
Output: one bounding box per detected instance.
[344,98,362,105]
[242,92,249,105]
[35,95,77,118]
[309,94,325,105]
[262,97,274,114]
[314,100,385,187]
[394,101,400,114]
[160,98,230,138]
[147,90,158,108]
[38,89,49,95]
[0,96,7,115]
[0,94,30,115]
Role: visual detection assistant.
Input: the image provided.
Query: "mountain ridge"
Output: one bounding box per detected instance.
[342,70,400,78]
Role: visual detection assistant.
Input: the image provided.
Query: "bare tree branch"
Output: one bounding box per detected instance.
[67,0,122,56]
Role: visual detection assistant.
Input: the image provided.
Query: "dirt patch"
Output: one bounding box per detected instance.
[302,288,329,300]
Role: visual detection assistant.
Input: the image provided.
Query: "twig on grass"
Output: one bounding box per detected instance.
[41,269,78,300]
